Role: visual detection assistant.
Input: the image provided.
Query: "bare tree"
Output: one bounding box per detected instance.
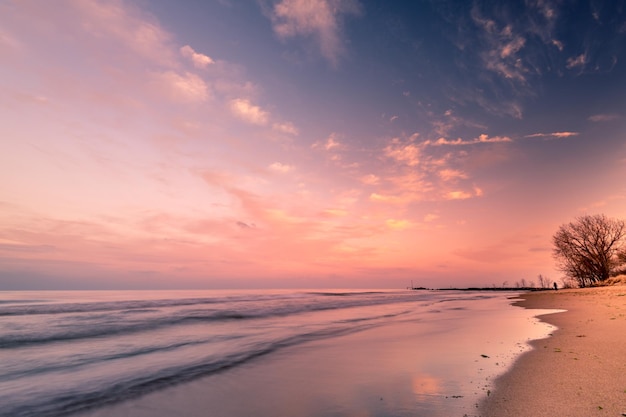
[552,214,626,287]
[537,274,550,289]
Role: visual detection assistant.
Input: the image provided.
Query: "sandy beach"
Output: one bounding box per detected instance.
[480,285,626,417]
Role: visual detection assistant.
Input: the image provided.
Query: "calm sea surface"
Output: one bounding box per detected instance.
[0,290,556,417]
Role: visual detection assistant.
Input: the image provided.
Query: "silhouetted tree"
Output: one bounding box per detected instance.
[537,274,551,289]
[552,214,626,287]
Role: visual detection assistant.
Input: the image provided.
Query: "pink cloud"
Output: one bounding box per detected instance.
[385,219,412,230]
[270,0,362,66]
[426,134,512,146]
[446,190,473,200]
[272,121,299,135]
[320,208,349,218]
[369,192,399,203]
[384,139,421,166]
[229,98,269,125]
[525,131,579,139]
[180,45,214,69]
[312,133,343,151]
[152,71,209,102]
[268,162,294,173]
[438,169,468,182]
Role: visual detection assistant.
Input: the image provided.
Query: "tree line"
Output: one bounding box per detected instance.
[552,214,626,287]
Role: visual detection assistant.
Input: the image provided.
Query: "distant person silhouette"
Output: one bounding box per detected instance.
[553,282,558,290]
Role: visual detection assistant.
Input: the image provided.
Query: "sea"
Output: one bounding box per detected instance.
[0,289,558,417]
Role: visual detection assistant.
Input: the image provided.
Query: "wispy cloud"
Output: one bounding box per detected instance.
[425,134,512,146]
[471,6,528,83]
[152,71,209,102]
[229,98,270,125]
[446,190,473,200]
[446,84,524,119]
[566,53,587,69]
[320,208,348,217]
[384,138,421,166]
[71,0,178,67]
[272,121,299,135]
[588,113,621,122]
[525,131,579,139]
[551,39,564,51]
[532,0,557,20]
[438,169,468,182]
[312,133,344,151]
[180,45,214,69]
[268,162,294,173]
[446,186,483,200]
[385,218,412,231]
[269,0,362,66]
[430,110,487,138]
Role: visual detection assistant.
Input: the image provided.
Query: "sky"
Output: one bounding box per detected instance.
[1,0,625,290]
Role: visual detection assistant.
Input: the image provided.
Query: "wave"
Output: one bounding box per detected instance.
[0,291,413,317]
[0,299,47,305]
[0,313,397,417]
[305,291,386,297]
[0,293,431,349]
[0,310,250,349]
[0,297,225,317]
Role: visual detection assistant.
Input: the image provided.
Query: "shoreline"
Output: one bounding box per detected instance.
[480,286,626,417]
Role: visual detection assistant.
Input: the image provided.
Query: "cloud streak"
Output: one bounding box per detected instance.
[424,134,513,146]
[525,132,579,139]
[588,114,621,122]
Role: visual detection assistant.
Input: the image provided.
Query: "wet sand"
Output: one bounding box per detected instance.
[480,285,626,417]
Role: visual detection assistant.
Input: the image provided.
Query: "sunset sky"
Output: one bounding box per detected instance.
[1,0,625,289]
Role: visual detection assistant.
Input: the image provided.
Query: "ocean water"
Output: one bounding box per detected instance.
[0,290,556,417]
